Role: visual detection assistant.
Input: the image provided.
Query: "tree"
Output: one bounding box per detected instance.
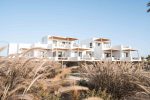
[146,55,150,61]
[147,2,150,12]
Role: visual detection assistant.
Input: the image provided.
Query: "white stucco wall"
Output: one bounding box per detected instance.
[8,43,18,55]
[18,43,32,53]
[32,43,48,48]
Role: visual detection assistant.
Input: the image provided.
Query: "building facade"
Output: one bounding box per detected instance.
[8,35,141,61]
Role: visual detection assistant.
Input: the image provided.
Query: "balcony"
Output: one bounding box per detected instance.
[69,57,95,61]
[52,44,70,49]
[121,57,141,61]
[102,44,111,50]
[48,57,68,61]
[104,57,120,61]
[73,44,87,48]
[32,43,49,49]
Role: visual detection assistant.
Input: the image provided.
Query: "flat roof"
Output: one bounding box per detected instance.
[49,36,78,41]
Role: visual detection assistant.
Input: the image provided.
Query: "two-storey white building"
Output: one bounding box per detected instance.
[81,37,141,61]
[7,35,141,61]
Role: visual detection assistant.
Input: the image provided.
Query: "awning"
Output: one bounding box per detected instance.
[49,36,78,41]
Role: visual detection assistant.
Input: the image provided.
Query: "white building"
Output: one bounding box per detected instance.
[81,37,141,61]
[7,35,141,61]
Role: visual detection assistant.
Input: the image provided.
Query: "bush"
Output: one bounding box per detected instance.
[80,62,150,99]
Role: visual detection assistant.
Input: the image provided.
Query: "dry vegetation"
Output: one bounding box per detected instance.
[0,48,88,100]
[0,47,150,100]
[80,62,150,100]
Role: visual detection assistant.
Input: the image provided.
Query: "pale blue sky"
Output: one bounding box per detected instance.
[0,0,150,56]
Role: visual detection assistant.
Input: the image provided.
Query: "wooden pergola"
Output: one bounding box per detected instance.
[72,48,90,51]
[123,48,137,51]
[94,38,111,44]
[53,48,69,51]
[49,36,78,41]
[95,38,110,41]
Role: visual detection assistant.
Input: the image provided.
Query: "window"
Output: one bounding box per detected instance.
[125,53,129,57]
[79,52,82,57]
[58,52,62,57]
[53,40,57,46]
[53,52,56,57]
[97,43,101,46]
[62,42,65,44]
[106,53,111,57]
[90,43,92,48]
[53,40,57,43]
[41,51,45,57]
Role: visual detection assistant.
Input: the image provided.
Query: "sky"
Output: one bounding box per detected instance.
[0,0,150,56]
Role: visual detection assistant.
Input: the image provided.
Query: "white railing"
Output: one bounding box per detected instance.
[102,45,111,50]
[122,46,131,49]
[103,57,112,61]
[132,57,141,61]
[113,57,120,61]
[104,57,120,61]
[48,57,95,61]
[48,56,141,61]
[52,44,70,48]
[121,57,141,61]
[83,57,95,60]
[49,57,68,60]
[73,44,87,48]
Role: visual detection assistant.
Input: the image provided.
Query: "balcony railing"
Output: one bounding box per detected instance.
[48,56,95,61]
[73,44,87,48]
[121,57,141,61]
[122,46,131,49]
[52,44,70,48]
[48,57,68,60]
[102,45,111,50]
[104,57,120,61]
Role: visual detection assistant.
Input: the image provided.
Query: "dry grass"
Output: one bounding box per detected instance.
[0,46,6,52]
[1,47,150,100]
[80,62,150,99]
[0,56,62,99]
[0,48,88,100]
